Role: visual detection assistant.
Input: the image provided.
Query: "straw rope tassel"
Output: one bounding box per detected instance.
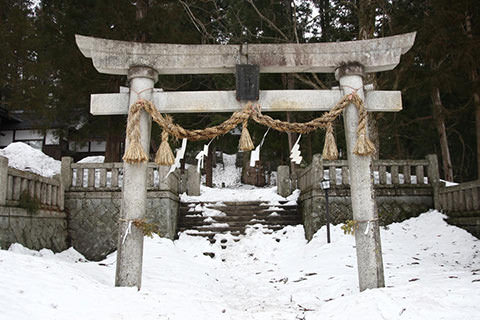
[351,95,376,156]
[322,122,339,160]
[123,103,148,163]
[155,130,175,166]
[239,119,254,151]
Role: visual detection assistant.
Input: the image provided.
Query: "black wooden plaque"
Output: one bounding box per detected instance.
[235,64,259,101]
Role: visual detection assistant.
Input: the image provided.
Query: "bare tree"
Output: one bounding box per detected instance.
[431,85,454,181]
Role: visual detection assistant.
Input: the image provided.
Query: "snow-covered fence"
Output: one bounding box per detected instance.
[61,157,180,260]
[298,154,440,240]
[0,156,63,211]
[439,180,480,212]
[439,180,480,238]
[0,156,68,252]
[61,157,179,193]
[297,157,436,190]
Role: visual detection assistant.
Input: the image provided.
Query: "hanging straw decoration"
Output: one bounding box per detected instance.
[123,103,148,164]
[351,94,376,156]
[155,130,175,166]
[353,130,376,156]
[322,122,339,160]
[238,119,254,151]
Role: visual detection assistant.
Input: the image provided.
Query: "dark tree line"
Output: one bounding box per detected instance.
[1,0,479,181]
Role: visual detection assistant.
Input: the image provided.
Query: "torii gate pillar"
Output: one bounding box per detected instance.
[75,31,415,292]
[115,66,158,288]
[336,64,384,290]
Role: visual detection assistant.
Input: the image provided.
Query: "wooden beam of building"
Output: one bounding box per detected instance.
[76,33,416,75]
[90,90,402,115]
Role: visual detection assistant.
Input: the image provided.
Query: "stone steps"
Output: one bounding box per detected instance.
[177,200,301,242]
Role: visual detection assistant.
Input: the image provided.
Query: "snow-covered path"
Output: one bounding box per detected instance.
[1,210,479,320]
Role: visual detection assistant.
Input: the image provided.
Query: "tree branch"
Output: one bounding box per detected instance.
[246,0,289,41]
[293,73,328,90]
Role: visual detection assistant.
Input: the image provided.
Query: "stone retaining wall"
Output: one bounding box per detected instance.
[439,180,480,238]
[294,154,439,240]
[0,156,68,251]
[65,191,178,261]
[0,207,68,251]
[300,186,433,240]
[63,159,181,261]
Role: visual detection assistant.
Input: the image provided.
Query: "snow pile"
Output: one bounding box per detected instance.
[213,153,241,187]
[181,185,299,203]
[0,142,61,177]
[77,156,104,163]
[200,153,241,187]
[0,210,479,320]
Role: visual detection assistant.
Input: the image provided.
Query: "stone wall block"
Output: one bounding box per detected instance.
[187,166,200,196]
[277,165,290,197]
[0,156,8,206]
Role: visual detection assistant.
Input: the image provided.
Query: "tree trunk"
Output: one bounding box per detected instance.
[465,12,480,178]
[105,77,124,162]
[135,0,149,42]
[104,117,123,162]
[358,0,380,159]
[241,151,250,184]
[306,133,312,163]
[431,87,454,181]
[475,86,480,179]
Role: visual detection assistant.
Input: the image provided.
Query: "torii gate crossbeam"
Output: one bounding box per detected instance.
[76,32,415,292]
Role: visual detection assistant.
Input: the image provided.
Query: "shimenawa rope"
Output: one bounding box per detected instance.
[122,93,375,166]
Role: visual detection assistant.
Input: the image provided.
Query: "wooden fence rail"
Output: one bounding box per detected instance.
[438,180,480,213]
[61,157,180,193]
[297,155,437,191]
[2,165,63,211]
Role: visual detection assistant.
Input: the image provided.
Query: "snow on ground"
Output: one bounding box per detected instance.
[0,142,61,177]
[181,185,291,203]
[0,144,476,318]
[200,153,276,188]
[0,210,479,320]
[210,153,242,187]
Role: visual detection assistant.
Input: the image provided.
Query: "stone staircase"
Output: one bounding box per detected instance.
[177,200,301,242]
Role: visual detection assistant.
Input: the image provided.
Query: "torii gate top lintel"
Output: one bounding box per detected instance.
[77,32,417,292]
[75,32,416,76]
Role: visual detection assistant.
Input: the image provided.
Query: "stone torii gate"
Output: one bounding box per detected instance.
[76,32,415,291]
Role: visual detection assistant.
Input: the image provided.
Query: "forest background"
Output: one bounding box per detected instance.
[1,0,479,182]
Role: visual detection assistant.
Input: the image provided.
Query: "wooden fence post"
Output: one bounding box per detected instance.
[277,165,290,197]
[426,154,441,210]
[312,154,324,188]
[0,156,8,206]
[61,157,73,190]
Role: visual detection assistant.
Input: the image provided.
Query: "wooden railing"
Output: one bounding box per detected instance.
[297,154,439,192]
[62,158,180,193]
[69,162,123,190]
[438,180,480,213]
[4,167,63,210]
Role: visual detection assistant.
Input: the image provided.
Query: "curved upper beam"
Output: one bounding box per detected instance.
[75,32,416,76]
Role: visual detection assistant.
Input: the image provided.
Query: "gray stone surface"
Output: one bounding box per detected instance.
[0,207,68,252]
[116,66,158,289]
[65,190,179,261]
[277,165,290,197]
[187,166,200,196]
[337,64,385,291]
[301,188,433,241]
[90,89,402,115]
[438,179,480,238]
[0,156,7,206]
[75,32,416,75]
[426,154,441,210]
[61,157,73,189]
